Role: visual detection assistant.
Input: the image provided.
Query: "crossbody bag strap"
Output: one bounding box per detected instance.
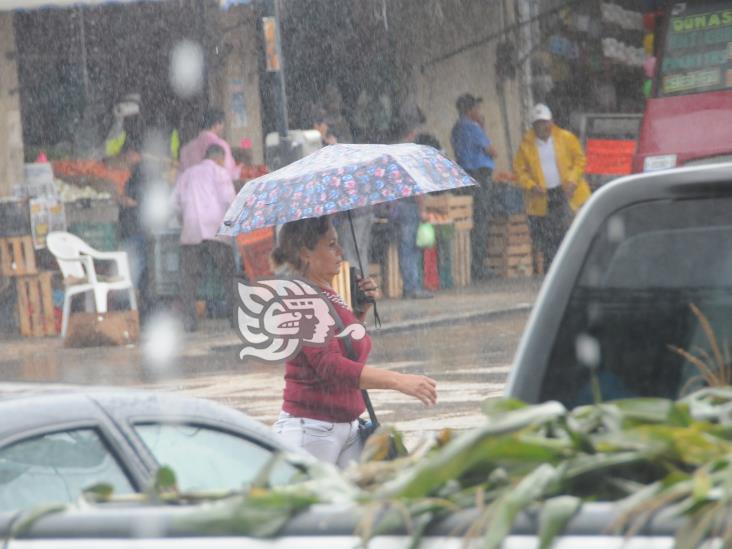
[324,289,380,428]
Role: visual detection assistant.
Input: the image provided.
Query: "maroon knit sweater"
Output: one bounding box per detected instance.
[282,287,370,422]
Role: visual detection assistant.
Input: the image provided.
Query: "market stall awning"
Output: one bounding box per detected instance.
[0,0,251,10]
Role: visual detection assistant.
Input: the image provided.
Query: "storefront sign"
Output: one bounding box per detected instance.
[661,1,732,96]
[263,17,281,72]
[585,139,636,175]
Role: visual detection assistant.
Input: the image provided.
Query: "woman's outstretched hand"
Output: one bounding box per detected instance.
[359,367,438,407]
[396,373,438,406]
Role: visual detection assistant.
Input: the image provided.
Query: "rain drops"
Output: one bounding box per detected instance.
[169,40,204,98]
[142,312,183,374]
[576,333,601,369]
[140,180,173,233]
[607,215,626,243]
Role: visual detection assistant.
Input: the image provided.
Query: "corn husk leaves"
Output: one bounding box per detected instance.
[278,389,732,547]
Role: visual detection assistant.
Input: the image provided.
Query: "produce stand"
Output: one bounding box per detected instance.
[370,193,474,298]
[0,163,65,337]
[65,199,119,252]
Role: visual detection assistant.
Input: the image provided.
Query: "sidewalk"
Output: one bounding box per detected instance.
[0,277,542,362]
[370,277,540,335]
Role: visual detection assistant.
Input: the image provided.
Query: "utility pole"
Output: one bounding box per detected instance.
[262,0,294,168]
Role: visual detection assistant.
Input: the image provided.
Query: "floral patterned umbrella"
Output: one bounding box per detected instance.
[218,143,475,236]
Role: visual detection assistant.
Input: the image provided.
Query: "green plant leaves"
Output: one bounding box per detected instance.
[538,496,582,549]
[154,466,178,494]
[482,464,563,549]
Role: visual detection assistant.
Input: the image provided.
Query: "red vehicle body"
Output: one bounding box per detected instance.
[633,0,732,173]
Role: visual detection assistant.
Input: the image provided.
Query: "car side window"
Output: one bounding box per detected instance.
[134,423,300,493]
[0,428,134,512]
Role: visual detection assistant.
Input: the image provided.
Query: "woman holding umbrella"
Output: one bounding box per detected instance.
[271,215,438,468]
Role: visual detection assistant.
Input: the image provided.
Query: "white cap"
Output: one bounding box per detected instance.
[531,103,553,123]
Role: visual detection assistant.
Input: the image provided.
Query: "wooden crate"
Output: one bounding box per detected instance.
[485,215,534,278]
[383,242,403,299]
[332,261,352,306]
[0,236,37,277]
[15,271,56,337]
[532,251,545,275]
[424,194,474,230]
[451,229,471,287]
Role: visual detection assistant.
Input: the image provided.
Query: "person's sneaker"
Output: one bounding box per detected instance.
[404,289,434,299]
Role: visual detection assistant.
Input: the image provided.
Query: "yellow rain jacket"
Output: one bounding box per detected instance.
[513,125,591,217]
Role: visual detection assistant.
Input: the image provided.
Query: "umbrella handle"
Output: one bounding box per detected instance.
[347,210,381,328]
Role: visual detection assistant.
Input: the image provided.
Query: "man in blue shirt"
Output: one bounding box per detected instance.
[450,93,497,280]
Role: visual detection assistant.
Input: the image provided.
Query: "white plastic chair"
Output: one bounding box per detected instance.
[46,231,138,337]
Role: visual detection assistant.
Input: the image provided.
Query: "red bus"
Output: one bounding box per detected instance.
[633,1,732,173]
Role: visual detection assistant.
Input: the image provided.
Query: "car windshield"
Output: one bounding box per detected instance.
[540,195,732,406]
[0,0,729,515]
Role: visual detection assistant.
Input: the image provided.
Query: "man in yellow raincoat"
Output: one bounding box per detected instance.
[513,104,591,271]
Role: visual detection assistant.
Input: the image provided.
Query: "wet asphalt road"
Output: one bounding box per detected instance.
[0,310,529,447]
[149,310,529,445]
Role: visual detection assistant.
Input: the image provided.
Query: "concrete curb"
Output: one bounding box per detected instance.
[210,302,532,354]
[370,302,533,336]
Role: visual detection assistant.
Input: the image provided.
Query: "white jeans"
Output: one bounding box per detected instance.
[273,411,363,469]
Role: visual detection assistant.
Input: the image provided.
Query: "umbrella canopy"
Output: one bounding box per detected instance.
[219,143,476,236]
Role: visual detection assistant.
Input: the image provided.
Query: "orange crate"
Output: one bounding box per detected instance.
[332,261,351,306]
[236,228,275,280]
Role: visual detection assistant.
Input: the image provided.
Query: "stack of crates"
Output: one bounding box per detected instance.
[0,235,57,336]
[486,214,534,278]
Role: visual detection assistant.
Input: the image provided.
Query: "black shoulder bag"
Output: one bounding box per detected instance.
[329,307,380,442]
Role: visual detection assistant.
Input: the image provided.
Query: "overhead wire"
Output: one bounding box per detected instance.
[420,0,582,70]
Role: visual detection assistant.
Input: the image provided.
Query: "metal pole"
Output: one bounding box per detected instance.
[272,0,289,139]
[263,0,291,166]
[496,0,514,158]
[78,7,90,99]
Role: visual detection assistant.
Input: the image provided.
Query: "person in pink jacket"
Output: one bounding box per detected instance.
[172,144,237,332]
[179,108,241,181]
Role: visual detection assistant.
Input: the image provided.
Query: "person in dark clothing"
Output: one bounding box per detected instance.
[118,142,148,307]
[450,93,498,280]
